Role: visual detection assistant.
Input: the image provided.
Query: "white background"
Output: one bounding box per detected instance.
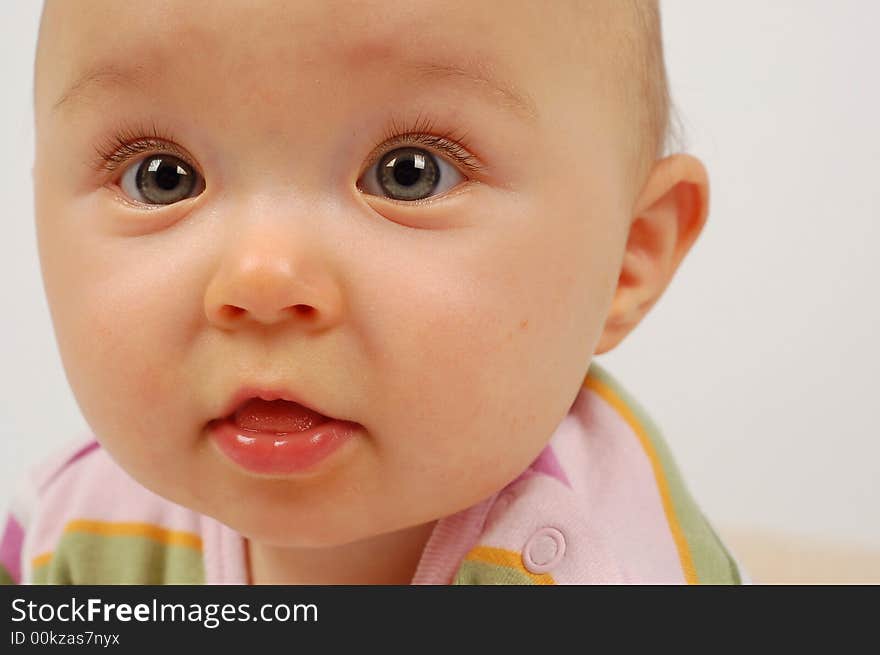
[1,1,878,549]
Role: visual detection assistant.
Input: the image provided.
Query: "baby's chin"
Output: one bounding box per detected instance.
[128,462,422,550]
[202,496,425,550]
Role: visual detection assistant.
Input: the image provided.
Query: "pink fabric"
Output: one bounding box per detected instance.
[26,443,204,566]
[551,387,686,583]
[202,514,248,584]
[475,469,628,583]
[0,516,24,584]
[527,445,571,488]
[28,433,98,493]
[410,493,499,584]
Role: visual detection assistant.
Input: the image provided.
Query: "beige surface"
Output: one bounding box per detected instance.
[718,527,880,584]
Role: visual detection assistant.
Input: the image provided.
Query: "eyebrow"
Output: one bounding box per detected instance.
[409,60,538,123]
[52,57,539,124]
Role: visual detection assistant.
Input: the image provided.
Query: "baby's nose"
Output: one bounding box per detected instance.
[202,235,344,331]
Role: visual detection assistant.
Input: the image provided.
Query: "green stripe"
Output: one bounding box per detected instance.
[32,532,205,584]
[0,562,15,585]
[587,360,742,584]
[453,560,538,585]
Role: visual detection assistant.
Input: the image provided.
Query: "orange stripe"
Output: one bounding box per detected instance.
[31,519,203,570]
[32,551,52,569]
[465,545,555,585]
[583,373,699,584]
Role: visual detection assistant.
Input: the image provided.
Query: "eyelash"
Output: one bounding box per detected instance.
[89,114,487,182]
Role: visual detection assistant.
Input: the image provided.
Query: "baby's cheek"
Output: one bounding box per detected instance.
[369,249,584,492]
[49,257,189,449]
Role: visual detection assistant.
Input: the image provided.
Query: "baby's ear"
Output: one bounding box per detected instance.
[594,154,709,355]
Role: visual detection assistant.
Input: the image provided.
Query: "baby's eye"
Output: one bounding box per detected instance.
[357,146,466,202]
[119,153,205,206]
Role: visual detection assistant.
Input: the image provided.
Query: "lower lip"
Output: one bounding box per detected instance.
[208,417,361,475]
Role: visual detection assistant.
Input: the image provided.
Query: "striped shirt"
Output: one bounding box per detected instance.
[0,361,745,585]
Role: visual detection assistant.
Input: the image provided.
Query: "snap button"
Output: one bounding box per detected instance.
[522,527,566,574]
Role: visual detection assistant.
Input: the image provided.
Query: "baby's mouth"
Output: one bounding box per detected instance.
[229,398,331,434]
[205,394,363,475]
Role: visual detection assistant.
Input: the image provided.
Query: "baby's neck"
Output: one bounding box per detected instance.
[245,520,438,585]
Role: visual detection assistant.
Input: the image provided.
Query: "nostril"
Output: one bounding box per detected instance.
[219,305,246,320]
[215,304,315,322]
[292,304,315,317]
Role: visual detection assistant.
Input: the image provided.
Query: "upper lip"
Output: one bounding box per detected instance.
[213,386,333,423]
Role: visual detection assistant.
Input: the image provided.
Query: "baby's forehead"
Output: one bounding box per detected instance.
[43,2,531,75]
[38,0,621,118]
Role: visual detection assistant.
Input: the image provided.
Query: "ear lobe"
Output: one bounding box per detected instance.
[594,154,710,355]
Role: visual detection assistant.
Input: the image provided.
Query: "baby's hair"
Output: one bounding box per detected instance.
[629,2,684,158]
[581,0,685,188]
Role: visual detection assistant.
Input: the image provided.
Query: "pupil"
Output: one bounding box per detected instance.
[393,158,421,186]
[155,163,180,190]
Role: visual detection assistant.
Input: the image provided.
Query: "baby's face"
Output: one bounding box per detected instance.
[33,0,635,547]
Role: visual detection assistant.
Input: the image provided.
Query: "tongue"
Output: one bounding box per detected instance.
[232,398,329,433]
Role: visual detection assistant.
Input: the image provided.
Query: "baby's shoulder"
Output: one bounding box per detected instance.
[0,434,206,584]
[455,362,746,585]
[563,362,745,583]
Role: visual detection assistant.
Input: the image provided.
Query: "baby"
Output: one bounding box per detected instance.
[1,0,744,585]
